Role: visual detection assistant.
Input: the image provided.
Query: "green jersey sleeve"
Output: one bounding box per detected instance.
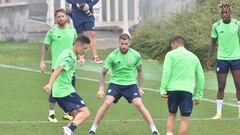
[160,53,172,95]
[103,54,113,69]
[237,21,240,36]
[211,24,218,39]
[195,59,205,100]
[135,53,142,67]
[43,30,52,46]
[59,55,75,71]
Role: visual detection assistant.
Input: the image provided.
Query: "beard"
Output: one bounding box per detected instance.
[58,20,67,27]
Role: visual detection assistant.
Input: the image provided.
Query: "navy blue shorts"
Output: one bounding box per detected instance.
[49,71,76,103]
[167,91,193,117]
[55,93,86,113]
[216,59,240,74]
[107,83,141,103]
[75,22,95,33]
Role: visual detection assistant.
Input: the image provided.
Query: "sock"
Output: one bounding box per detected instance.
[49,109,55,116]
[149,123,159,133]
[237,101,240,113]
[63,112,68,115]
[90,123,98,132]
[68,122,77,132]
[166,132,173,135]
[217,99,223,114]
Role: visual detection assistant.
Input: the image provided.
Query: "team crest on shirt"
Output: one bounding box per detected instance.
[230,28,237,33]
[67,32,72,37]
[128,59,133,64]
[108,89,112,93]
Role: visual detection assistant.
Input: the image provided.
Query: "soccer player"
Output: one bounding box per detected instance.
[40,9,77,122]
[88,33,160,135]
[66,0,102,63]
[206,2,240,120]
[43,35,91,135]
[160,36,205,135]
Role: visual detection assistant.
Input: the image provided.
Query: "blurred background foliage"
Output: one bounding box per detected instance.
[131,0,240,66]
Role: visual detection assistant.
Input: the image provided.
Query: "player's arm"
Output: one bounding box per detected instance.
[194,59,205,105]
[206,38,217,70]
[160,53,172,100]
[237,20,240,36]
[88,0,99,8]
[98,67,108,98]
[82,0,99,14]
[40,44,49,74]
[43,66,64,94]
[207,24,218,70]
[66,0,90,13]
[66,0,84,5]
[137,65,144,96]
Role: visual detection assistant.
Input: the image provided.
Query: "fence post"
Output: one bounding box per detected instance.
[114,0,119,22]
[46,0,54,27]
[60,0,65,9]
[122,0,129,35]
[106,0,111,22]
[98,0,103,22]
[134,0,139,24]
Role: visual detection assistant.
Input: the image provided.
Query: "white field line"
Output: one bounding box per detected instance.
[0,63,238,108]
[0,118,239,124]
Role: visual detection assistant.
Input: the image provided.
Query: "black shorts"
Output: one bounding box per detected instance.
[55,93,86,113]
[75,22,95,33]
[107,83,141,103]
[216,59,240,74]
[167,91,193,117]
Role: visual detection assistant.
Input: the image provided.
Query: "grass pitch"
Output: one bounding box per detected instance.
[0,42,239,135]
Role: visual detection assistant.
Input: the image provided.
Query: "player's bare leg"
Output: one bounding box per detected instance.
[132,98,160,135]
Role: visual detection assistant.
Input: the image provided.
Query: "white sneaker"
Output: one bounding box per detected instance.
[63,126,73,135]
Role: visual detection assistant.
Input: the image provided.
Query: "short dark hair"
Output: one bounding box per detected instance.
[75,35,91,45]
[119,33,131,41]
[170,36,186,45]
[219,1,231,11]
[55,8,66,17]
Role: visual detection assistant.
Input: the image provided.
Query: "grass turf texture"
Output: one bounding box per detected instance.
[0,42,239,135]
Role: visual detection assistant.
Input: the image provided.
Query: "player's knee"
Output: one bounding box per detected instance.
[133,102,144,110]
[83,109,91,118]
[218,84,225,91]
[102,101,112,109]
[169,113,176,117]
[78,108,90,119]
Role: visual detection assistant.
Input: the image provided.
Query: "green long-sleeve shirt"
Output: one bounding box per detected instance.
[160,47,205,100]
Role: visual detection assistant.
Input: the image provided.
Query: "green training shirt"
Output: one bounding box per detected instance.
[211,18,240,60]
[103,48,142,85]
[160,47,205,100]
[52,49,77,98]
[44,26,77,69]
